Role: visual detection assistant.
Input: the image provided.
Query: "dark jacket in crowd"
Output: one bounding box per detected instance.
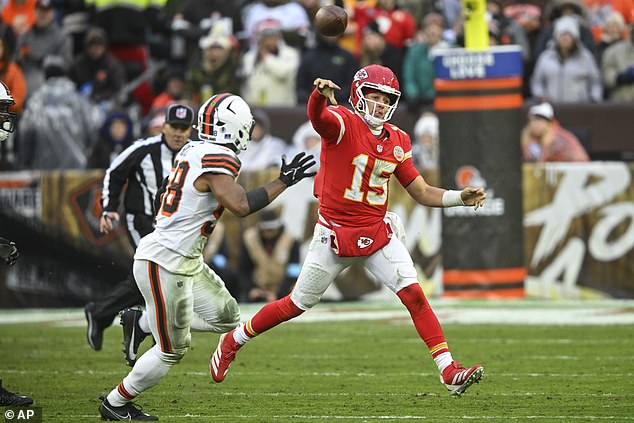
[296,34,358,105]
[69,49,126,104]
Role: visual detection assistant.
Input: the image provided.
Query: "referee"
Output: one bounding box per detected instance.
[84,103,195,354]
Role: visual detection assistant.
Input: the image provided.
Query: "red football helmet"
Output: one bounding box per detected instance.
[349,64,401,127]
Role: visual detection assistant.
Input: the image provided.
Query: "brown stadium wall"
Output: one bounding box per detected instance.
[0,106,633,307]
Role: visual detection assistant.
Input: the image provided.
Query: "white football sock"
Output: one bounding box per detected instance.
[435,352,454,374]
[232,323,252,345]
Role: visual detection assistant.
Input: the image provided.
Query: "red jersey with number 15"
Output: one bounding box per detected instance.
[308,90,419,228]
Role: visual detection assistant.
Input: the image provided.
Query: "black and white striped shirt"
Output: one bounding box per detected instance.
[101,134,188,217]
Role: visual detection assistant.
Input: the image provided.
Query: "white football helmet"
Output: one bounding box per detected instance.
[0,81,16,142]
[197,93,255,152]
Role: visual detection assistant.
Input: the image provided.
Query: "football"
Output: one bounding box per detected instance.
[314,5,348,37]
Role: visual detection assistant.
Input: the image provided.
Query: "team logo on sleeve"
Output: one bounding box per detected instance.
[393,146,404,162]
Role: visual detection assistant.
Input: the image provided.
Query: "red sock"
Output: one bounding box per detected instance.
[247,295,304,336]
[397,283,448,357]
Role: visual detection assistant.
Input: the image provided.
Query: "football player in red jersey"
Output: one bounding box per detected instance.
[211,64,487,396]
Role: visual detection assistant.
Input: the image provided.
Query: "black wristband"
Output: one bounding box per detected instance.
[246,187,270,214]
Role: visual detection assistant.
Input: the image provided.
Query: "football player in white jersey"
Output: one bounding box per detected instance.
[99,93,316,421]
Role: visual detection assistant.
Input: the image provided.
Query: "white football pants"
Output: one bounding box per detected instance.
[119,260,240,398]
[290,222,419,310]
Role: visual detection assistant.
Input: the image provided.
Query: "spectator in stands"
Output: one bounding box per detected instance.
[1,0,36,36]
[239,209,301,303]
[531,16,603,102]
[239,108,289,172]
[601,23,634,101]
[18,55,100,169]
[86,109,134,169]
[412,112,440,177]
[85,0,169,115]
[403,13,452,111]
[521,102,590,162]
[169,2,246,71]
[351,0,416,56]
[584,0,634,42]
[486,0,531,59]
[59,0,90,56]
[291,120,321,173]
[504,3,542,97]
[535,0,596,58]
[596,11,627,65]
[185,27,240,107]
[359,21,403,82]
[243,0,311,49]
[69,26,126,110]
[0,21,17,59]
[143,109,165,137]
[16,0,72,98]
[296,33,357,105]
[241,25,300,107]
[150,67,186,113]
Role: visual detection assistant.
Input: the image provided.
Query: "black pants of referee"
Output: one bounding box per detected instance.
[88,213,154,327]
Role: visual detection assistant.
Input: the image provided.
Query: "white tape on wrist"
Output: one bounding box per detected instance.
[442,190,465,207]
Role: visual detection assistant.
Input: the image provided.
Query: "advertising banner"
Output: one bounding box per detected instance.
[433,46,526,298]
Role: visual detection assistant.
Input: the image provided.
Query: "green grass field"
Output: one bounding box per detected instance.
[1,306,634,422]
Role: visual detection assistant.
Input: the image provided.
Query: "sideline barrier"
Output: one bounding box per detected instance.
[1,162,633,306]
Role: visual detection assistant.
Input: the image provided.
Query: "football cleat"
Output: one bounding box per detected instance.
[120,307,149,367]
[441,361,484,396]
[0,379,32,406]
[85,302,105,351]
[210,331,241,383]
[99,398,158,421]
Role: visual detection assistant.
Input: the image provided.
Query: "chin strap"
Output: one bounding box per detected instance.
[362,113,384,135]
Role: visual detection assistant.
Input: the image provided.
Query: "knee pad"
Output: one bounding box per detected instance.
[291,265,332,310]
[206,295,241,333]
[157,341,189,365]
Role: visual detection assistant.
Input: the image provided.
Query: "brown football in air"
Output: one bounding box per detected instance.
[314,5,348,37]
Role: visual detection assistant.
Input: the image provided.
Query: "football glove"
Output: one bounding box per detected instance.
[0,238,19,266]
[279,152,317,187]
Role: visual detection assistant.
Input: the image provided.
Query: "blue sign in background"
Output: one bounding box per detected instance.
[433,45,523,80]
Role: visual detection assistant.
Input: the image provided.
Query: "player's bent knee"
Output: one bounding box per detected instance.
[158,346,188,365]
[207,295,241,333]
[291,266,333,309]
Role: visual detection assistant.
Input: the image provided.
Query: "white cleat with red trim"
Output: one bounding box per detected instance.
[441,361,484,396]
[210,331,241,383]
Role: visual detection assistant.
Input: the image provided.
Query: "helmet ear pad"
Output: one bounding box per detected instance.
[197,94,254,152]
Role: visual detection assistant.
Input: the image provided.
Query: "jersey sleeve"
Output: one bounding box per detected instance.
[393,136,420,187]
[307,89,346,143]
[201,153,241,178]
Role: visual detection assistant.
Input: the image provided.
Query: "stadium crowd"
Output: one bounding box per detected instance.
[0,0,631,171]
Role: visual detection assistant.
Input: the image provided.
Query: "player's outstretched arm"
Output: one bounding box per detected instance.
[201,152,316,217]
[405,176,486,209]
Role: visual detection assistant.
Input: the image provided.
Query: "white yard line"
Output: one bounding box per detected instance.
[1,300,634,325]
